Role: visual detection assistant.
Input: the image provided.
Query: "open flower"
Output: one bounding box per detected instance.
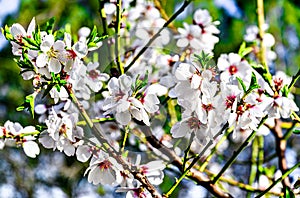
[36,34,67,74]
[84,150,123,186]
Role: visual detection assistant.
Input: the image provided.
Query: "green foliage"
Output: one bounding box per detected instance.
[16,93,36,118]
[238,42,253,58]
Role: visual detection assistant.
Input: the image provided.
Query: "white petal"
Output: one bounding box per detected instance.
[177,38,188,48]
[73,41,88,59]
[27,17,36,37]
[53,40,65,51]
[36,54,48,67]
[116,111,131,125]
[23,141,40,158]
[49,58,62,73]
[10,23,26,38]
[76,145,92,162]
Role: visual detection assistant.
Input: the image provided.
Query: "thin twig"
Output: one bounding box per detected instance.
[68,88,162,198]
[212,116,268,184]
[115,0,124,75]
[270,119,291,188]
[139,124,233,198]
[255,162,300,198]
[124,0,192,72]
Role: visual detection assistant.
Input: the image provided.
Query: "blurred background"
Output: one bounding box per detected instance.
[0,0,299,197]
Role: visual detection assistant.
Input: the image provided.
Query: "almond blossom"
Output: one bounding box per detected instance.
[0,121,40,158]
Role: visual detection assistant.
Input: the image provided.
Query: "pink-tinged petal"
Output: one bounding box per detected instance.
[36,54,48,67]
[10,23,26,38]
[49,58,62,74]
[23,141,40,158]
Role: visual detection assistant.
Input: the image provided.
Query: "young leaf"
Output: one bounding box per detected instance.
[43,17,55,34]
[248,72,260,91]
[284,186,295,198]
[236,77,247,93]
[293,128,300,135]
[238,42,253,57]
[16,93,36,118]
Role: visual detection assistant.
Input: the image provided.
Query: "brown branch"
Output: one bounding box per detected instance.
[69,88,162,198]
[140,125,233,198]
[270,119,291,188]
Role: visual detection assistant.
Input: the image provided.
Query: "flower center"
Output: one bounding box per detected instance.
[98,159,112,170]
[225,95,236,109]
[202,103,213,111]
[188,117,201,130]
[88,70,99,80]
[187,33,194,40]
[228,65,238,75]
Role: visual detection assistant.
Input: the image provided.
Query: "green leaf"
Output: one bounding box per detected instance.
[293,128,300,135]
[22,36,39,48]
[16,93,36,118]
[282,85,289,97]
[248,72,260,91]
[237,77,247,93]
[293,177,300,189]
[34,25,41,45]
[251,62,273,87]
[43,17,55,34]
[42,83,54,99]
[238,42,253,57]
[284,186,295,198]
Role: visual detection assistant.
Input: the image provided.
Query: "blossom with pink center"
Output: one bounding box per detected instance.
[84,151,123,186]
[84,62,110,92]
[217,53,252,85]
[1,121,40,158]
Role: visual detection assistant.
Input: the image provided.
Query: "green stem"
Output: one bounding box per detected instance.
[199,128,231,172]
[257,135,264,176]
[164,123,229,198]
[247,136,259,198]
[257,0,268,71]
[77,117,115,126]
[115,0,124,75]
[283,121,297,140]
[121,125,129,153]
[164,139,214,198]
[288,69,300,93]
[255,162,300,198]
[182,133,195,172]
[125,0,192,72]
[212,116,268,184]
